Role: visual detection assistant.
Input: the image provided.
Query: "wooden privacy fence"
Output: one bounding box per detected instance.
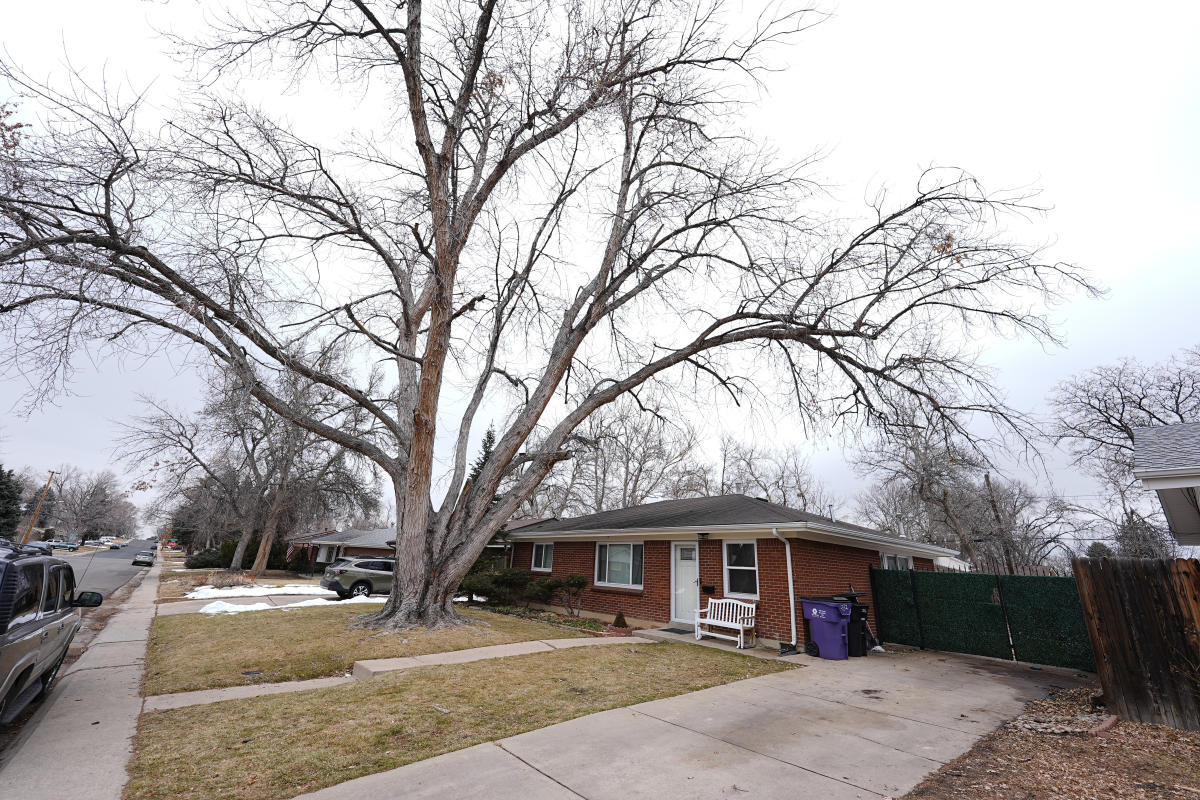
[1072,557,1200,731]
[870,567,1097,672]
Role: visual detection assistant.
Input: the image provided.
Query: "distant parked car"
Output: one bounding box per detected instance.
[82,540,101,548]
[321,558,395,598]
[131,551,155,567]
[47,541,79,552]
[0,540,102,724]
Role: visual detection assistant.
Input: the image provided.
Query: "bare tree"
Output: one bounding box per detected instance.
[0,2,1095,628]
[44,467,137,539]
[519,401,706,517]
[708,437,836,513]
[1050,344,1200,511]
[122,369,379,573]
[855,428,1088,570]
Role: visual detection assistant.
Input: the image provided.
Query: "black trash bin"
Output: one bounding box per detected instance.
[816,592,872,657]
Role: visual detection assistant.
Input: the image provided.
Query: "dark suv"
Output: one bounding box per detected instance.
[0,539,101,724]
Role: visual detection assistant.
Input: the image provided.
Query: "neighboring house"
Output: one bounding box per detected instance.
[289,518,549,573]
[1133,423,1200,546]
[506,494,954,648]
[298,528,395,571]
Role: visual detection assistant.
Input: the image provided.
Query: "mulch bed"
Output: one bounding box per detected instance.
[903,684,1200,799]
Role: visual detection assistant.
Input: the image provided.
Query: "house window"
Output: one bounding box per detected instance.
[532,543,554,572]
[882,554,913,570]
[596,543,643,588]
[723,541,758,598]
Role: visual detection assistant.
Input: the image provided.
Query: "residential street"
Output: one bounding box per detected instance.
[65,537,160,598]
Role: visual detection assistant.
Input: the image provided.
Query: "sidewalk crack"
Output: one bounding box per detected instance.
[494,742,590,798]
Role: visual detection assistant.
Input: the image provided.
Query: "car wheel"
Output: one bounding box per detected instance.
[349,581,371,597]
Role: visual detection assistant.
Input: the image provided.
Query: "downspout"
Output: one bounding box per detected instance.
[772,527,798,655]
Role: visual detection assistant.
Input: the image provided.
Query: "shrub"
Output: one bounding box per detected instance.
[459,573,495,603]
[613,611,628,629]
[558,574,588,617]
[524,576,561,605]
[184,549,225,569]
[524,574,588,616]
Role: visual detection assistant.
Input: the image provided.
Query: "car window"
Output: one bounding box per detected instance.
[9,563,45,631]
[42,567,61,615]
[58,568,76,611]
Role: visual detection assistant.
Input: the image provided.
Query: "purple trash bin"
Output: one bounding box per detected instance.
[801,598,851,660]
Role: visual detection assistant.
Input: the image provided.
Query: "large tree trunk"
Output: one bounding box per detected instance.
[357,482,477,630]
[229,523,254,571]
[249,490,285,578]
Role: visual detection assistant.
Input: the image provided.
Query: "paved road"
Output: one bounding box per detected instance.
[64,538,158,598]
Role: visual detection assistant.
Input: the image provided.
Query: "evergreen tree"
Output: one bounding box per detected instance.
[468,426,496,486]
[1085,541,1115,560]
[0,464,22,539]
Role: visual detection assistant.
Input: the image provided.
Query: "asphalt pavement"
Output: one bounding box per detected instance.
[63,537,159,598]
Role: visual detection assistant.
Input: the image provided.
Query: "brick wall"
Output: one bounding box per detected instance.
[512,538,940,644]
[511,540,672,623]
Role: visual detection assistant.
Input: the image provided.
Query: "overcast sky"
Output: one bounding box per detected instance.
[2,1,1198,522]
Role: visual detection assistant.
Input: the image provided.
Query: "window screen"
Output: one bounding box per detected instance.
[532,543,554,570]
[596,543,643,587]
[725,542,758,596]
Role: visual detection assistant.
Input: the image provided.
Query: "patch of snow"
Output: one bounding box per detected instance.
[198,600,275,614]
[197,596,386,615]
[185,583,337,600]
[283,596,384,608]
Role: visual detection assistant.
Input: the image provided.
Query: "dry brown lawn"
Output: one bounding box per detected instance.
[144,605,580,695]
[126,642,789,800]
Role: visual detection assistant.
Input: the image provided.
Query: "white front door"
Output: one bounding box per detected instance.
[672,542,700,623]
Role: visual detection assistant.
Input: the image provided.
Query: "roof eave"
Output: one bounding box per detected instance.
[507,520,956,558]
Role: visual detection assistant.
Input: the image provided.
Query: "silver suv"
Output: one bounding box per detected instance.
[320,558,395,598]
[0,540,101,724]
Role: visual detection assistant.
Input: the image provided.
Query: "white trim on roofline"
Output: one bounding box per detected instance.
[506,520,957,558]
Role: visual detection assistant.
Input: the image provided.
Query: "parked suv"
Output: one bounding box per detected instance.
[0,539,101,724]
[48,541,79,552]
[321,558,395,598]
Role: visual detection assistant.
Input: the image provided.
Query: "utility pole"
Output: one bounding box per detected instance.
[20,471,56,546]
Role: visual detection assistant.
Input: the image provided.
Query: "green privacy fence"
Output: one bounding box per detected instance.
[869,567,1096,672]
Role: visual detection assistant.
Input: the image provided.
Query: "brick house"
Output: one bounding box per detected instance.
[506,495,953,649]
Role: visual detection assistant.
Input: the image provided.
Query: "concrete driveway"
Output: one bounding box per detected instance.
[295,649,1089,800]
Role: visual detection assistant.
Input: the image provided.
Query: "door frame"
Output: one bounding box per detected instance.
[670,541,700,623]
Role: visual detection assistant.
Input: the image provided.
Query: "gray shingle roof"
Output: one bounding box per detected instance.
[305,528,394,548]
[1134,423,1200,472]
[514,494,892,539]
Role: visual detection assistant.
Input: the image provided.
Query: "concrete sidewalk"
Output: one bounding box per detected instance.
[0,564,161,800]
[291,649,1088,800]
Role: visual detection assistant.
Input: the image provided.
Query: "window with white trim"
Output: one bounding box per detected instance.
[723,541,758,598]
[531,542,554,571]
[882,553,913,570]
[595,543,643,588]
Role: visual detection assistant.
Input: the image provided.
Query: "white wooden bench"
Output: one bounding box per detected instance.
[694,598,757,649]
